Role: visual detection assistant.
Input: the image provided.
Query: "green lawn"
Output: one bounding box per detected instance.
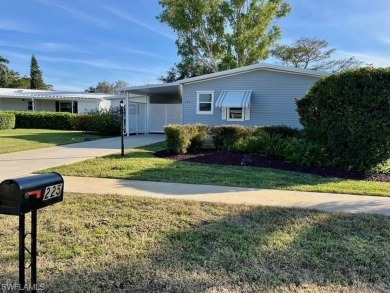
[0,129,104,154]
[43,142,390,197]
[0,194,388,292]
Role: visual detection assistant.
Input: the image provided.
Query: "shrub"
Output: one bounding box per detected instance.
[209,125,254,150]
[189,124,209,150]
[90,108,121,136]
[234,132,286,158]
[259,125,301,138]
[282,138,331,167]
[297,67,390,170]
[73,108,121,136]
[13,111,76,130]
[72,114,94,133]
[0,112,16,129]
[165,124,208,154]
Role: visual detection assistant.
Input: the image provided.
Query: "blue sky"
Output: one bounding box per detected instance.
[1,0,389,91]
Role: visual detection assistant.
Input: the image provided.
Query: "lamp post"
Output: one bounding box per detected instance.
[119,100,125,157]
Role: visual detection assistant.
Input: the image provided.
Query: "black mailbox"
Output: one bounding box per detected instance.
[0,172,64,215]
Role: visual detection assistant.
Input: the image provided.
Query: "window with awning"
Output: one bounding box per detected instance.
[215,90,252,121]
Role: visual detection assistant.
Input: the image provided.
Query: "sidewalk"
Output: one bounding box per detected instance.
[63,176,390,217]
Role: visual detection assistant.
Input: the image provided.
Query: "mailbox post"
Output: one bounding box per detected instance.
[0,173,64,292]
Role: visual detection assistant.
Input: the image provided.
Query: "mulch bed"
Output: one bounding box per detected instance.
[154,149,390,182]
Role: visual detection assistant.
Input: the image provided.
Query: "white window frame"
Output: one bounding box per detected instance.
[226,107,244,121]
[196,91,214,114]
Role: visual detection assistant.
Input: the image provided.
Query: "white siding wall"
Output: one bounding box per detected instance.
[99,100,111,111]
[78,101,101,113]
[0,98,27,111]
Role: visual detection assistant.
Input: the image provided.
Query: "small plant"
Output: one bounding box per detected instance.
[282,138,331,166]
[235,132,286,158]
[209,125,254,150]
[260,125,301,138]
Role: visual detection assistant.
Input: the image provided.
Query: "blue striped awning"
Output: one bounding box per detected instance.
[215,90,252,108]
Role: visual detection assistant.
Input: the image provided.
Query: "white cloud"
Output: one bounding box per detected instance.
[36,0,111,29]
[101,5,175,40]
[38,55,165,75]
[0,20,35,33]
[0,40,90,54]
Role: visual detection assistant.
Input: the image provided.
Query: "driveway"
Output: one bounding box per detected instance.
[0,134,165,180]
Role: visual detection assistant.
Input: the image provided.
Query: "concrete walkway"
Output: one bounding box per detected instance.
[0,134,165,180]
[64,176,390,216]
[0,134,389,216]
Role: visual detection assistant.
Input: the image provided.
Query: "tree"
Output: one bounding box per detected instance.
[30,55,46,89]
[85,80,128,94]
[272,37,364,72]
[159,57,214,82]
[158,0,291,81]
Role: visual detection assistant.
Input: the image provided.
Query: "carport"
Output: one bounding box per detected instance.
[119,82,182,133]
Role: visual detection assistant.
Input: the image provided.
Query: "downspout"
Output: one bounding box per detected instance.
[126,92,129,136]
[145,95,148,133]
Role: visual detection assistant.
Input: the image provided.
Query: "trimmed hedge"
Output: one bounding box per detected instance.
[0,112,16,129]
[165,124,208,154]
[11,111,77,130]
[297,67,390,170]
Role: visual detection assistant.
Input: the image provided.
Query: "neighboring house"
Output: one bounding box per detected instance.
[120,63,327,133]
[0,88,113,114]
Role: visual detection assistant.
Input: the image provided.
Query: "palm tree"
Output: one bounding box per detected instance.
[0,55,10,83]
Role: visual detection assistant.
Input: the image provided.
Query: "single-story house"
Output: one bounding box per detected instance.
[0,63,327,134]
[118,63,327,133]
[0,88,114,114]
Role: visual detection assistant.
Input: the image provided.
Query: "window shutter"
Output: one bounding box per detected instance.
[221,107,227,120]
[244,107,250,120]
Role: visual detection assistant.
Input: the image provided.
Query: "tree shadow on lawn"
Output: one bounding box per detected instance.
[104,151,390,196]
[35,206,390,292]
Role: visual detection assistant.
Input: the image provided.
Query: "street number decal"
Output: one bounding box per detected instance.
[43,184,63,201]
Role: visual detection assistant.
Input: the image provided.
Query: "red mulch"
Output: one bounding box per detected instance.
[154,149,390,182]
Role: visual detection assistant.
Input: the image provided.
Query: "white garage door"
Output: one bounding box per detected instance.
[149,104,182,133]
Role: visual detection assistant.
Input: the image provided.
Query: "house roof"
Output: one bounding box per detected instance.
[120,63,327,98]
[178,63,327,85]
[0,88,116,101]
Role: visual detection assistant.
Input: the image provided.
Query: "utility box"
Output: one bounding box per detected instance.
[0,173,64,215]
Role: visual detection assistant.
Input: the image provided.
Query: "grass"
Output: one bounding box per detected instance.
[1,194,388,292]
[43,142,390,197]
[0,129,104,154]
